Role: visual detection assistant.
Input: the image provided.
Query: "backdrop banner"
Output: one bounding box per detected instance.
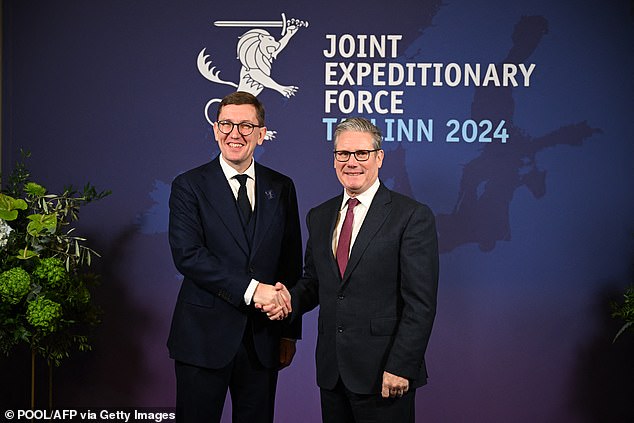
[2,1,633,421]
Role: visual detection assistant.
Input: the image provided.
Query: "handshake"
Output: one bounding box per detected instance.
[253,282,292,321]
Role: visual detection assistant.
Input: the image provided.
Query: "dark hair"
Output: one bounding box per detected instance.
[216,91,265,125]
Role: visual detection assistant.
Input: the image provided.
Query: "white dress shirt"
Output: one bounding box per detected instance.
[332,178,381,257]
[218,155,259,304]
[219,155,256,211]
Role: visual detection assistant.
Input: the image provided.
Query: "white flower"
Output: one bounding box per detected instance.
[0,219,13,248]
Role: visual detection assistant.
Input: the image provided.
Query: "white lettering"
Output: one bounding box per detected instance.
[324,90,403,114]
[519,63,536,86]
[322,34,402,58]
[503,63,518,87]
[482,63,501,86]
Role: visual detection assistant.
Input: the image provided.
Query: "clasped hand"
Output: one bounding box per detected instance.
[253,282,291,320]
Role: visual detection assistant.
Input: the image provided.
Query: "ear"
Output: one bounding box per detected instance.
[257,126,267,145]
[376,149,384,168]
[212,122,220,142]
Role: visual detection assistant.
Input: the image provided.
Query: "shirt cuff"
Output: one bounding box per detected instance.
[244,279,259,305]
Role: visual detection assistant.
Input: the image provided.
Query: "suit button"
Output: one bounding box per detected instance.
[337,294,344,300]
[337,326,344,333]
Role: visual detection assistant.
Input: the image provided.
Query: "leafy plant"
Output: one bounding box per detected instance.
[0,152,110,366]
[612,285,634,343]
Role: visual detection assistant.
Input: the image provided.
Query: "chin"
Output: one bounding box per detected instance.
[226,153,246,162]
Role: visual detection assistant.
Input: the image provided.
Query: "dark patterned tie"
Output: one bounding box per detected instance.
[234,174,251,224]
[336,198,360,278]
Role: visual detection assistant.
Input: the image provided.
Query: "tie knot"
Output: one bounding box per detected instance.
[347,197,360,210]
[234,174,249,187]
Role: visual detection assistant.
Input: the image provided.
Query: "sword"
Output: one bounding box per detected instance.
[214,13,309,35]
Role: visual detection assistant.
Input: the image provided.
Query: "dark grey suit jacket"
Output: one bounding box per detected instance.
[292,182,439,394]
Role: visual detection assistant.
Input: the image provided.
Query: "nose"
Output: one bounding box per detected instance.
[229,125,241,137]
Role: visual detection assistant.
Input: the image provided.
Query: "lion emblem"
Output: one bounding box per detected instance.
[197,14,308,139]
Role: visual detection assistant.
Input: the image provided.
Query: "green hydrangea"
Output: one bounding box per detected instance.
[33,257,67,288]
[26,297,62,333]
[0,267,31,305]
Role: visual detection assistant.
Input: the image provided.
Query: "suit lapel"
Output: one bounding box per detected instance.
[199,158,250,255]
[325,196,344,280]
[342,184,392,283]
[251,164,282,256]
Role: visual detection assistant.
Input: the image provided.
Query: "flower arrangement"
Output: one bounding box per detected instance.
[0,154,110,367]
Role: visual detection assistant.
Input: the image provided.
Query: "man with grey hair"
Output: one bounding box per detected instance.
[264,117,439,422]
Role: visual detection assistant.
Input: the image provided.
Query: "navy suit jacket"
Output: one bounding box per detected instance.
[167,156,302,369]
[292,182,439,394]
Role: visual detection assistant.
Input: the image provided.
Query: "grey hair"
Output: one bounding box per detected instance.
[333,117,383,150]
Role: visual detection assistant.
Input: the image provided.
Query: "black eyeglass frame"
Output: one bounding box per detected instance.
[216,120,264,136]
[333,149,381,162]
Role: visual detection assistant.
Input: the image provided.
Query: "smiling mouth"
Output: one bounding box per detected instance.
[228,142,244,149]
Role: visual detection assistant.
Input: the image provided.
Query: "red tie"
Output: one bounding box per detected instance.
[336,198,360,278]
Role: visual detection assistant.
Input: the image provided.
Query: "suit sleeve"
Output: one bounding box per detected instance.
[168,175,251,308]
[279,180,303,339]
[385,204,439,379]
[290,208,321,320]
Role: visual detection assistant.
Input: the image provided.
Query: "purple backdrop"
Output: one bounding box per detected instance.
[2,0,634,421]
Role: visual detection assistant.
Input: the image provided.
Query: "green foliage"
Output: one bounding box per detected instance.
[0,267,31,305]
[26,297,62,333]
[0,193,27,221]
[612,285,634,343]
[33,258,68,288]
[0,152,110,365]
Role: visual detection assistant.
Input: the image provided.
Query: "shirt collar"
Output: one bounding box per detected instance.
[340,178,380,210]
[219,154,256,181]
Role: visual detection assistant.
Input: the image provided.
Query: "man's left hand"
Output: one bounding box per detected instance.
[381,371,409,398]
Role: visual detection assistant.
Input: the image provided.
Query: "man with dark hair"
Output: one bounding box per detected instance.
[168,91,301,422]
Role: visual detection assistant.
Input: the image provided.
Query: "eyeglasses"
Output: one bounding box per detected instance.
[333,149,380,162]
[217,120,264,136]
